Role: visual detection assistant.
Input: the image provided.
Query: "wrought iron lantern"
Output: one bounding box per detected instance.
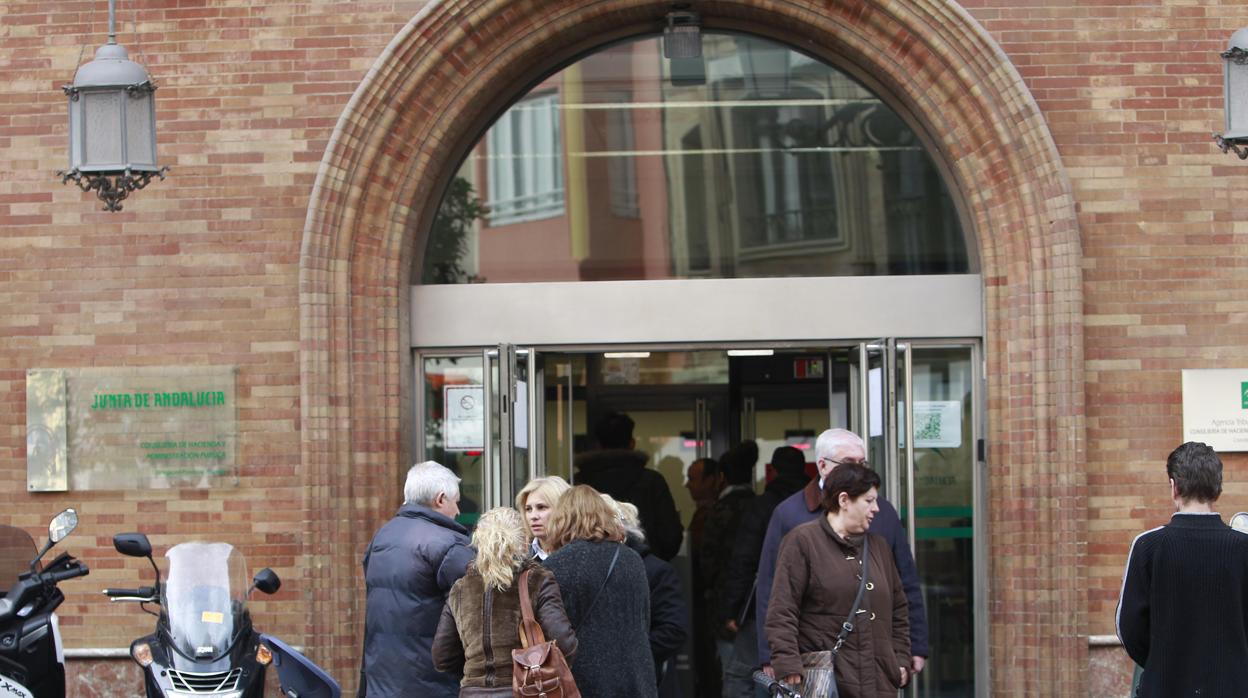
[59,1,166,211]
[1215,28,1248,159]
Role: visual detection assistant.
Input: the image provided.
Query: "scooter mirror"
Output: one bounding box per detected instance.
[253,568,281,595]
[48,508,78,544]
[1231,512,1248,534]
[113,532,153,558]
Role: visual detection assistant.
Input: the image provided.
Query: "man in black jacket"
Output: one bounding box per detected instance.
[575,411,683,561]
[1117,441,1248,698]
[717,445,808,697]
[359,461,475,698]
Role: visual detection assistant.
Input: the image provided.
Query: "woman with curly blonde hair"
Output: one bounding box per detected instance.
[544,486,658,697]
[432,507,577,696]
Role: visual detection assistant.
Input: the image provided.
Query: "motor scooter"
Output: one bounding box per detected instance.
[105,531,339,698]
[0,509,90,698]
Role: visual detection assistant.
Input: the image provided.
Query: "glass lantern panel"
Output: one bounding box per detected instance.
[1228,60,1248,138]
[68,98,83,170]
[84,91,123,167]
[125,92,156,168]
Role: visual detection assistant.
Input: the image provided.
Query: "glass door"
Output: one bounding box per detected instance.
[898,342,981,698]
[844,340,982,698]
[418,344,539,517]
[735,349,843,487]
[418,352,487,524]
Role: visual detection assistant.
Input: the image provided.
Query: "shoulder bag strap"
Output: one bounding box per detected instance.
[517,568,547,648]
[574,542,622,632]
[832,534,870,655]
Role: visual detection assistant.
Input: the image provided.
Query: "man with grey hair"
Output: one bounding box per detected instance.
[753,428,928,684]
[359,461,475,697]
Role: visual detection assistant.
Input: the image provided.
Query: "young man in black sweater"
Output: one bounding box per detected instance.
[1116,441,1248,697]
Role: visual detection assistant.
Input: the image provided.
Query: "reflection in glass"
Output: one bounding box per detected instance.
[421,32,970,284]
[422,356,485,525]
[907,346,976,698]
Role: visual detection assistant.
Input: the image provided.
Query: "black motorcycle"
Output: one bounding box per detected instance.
[105,532,341,697]
[0,509,90,698]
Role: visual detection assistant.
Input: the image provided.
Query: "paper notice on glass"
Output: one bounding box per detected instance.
[869,368,883,437]
[913,400,962,448]
[445,385,484,451]
[515,380,528,449]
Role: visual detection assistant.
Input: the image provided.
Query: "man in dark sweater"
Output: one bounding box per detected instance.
[1117,441,1248,697]
[718,445,808,697]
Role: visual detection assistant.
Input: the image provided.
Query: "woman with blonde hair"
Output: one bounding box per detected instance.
[515,475,572,560]
[432,507,577,696]
[544,485,658,697]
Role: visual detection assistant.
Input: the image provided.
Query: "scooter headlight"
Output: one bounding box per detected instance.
[131,642,153,667]
[256,642,272,666]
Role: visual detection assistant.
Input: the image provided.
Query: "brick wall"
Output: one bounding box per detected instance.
[0,0,424,668]
[4,1,1247,696]
[963,0,1248,682]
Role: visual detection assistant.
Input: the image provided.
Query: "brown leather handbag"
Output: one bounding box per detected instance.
[512,569,580,698]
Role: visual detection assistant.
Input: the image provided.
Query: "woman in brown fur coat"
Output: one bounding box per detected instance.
[432,507,578,696]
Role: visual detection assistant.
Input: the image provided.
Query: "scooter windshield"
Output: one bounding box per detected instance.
[0,525,38,585]
[163,542,248,661]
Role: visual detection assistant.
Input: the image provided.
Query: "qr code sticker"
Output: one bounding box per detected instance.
[915,412,942,441]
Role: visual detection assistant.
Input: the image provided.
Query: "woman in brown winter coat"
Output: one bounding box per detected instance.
[432,507,578,696]
[765,462,910,698]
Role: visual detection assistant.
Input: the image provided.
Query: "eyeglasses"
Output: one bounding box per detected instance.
[823,458,868,468]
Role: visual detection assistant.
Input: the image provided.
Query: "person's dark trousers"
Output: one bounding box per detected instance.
[719,613,765,698]
[692,591,721,696]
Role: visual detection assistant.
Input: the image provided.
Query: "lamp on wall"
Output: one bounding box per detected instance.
[59,0,167,211]
[664,7,704,86]
[1215,28,1248,159]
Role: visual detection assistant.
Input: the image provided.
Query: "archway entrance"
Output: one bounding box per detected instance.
[412,31,984,693]
[301,2,1084,695]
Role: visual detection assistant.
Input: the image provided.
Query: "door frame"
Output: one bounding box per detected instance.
[413,336,987,694]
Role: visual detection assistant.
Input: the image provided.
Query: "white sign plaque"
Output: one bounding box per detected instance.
[444,385,484,451]
[1182,369,1248,452]
[913,400,962,448]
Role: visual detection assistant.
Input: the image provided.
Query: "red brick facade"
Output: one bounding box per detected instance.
[3,1,1247,696]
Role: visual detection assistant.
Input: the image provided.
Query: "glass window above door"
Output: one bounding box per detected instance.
[420,32,973,285]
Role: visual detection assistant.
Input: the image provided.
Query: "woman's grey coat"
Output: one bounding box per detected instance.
[544,539,659,698]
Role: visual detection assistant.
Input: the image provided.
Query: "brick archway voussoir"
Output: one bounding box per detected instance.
[300,2,1085,695]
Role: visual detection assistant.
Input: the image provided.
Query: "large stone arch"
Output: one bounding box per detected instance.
[299,1,1085,694]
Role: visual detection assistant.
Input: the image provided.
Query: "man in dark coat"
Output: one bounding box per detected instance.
[700,443,756,695]
[718,445,808,696]
[701,441,758,608]
[755,429,928,678]
[624,527,689,692]
[575,411,683,560]
[359,461,475,698]
[1117,441,1248,697]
